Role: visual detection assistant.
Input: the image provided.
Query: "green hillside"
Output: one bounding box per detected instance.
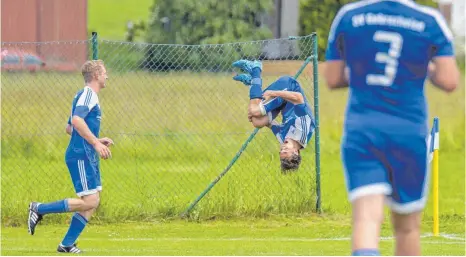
[88,0,153,41]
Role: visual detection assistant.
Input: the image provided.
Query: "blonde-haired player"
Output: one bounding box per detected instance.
[28,60,114,254]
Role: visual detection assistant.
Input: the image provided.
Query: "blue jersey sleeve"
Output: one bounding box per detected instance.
[430,14,455,57]
[294,103,307,117]
[325,9,346,61]
[74,87,98,119]
[67,93,79,125]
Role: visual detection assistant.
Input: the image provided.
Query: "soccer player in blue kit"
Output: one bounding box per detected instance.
[323,0,460,255]
[232,60,315,172]
[27,60,114,254]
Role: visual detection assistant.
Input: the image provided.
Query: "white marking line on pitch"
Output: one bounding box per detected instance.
[86,233,465,242]
[440,234,465,241]
[100,235,465,242]
[3,234,463,243]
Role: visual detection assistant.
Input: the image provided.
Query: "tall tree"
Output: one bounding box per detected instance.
[144,0,274,71]
[146,0,273,44]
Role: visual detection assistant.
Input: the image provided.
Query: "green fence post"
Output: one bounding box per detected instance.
[92,32,98,60]
[312,33,322,213]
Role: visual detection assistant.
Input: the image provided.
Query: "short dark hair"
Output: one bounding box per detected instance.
[280,152,301,173]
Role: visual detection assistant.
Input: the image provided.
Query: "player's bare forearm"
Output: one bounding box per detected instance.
[263,91,304,105]
[71,116,99,146]
[428,58,459,92]
[324,60,349,89]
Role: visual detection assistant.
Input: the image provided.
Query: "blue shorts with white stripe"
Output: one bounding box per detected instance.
[66,157,101,197]
[341,128,430,214]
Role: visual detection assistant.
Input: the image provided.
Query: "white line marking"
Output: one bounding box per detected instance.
[2,234,464,242]
[440,234,466,241]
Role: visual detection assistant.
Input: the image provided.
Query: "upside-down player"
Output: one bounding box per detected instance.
[232,60,315,172]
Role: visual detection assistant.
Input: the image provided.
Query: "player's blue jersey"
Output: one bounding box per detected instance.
[325,0,455,135]
[263,76,315,148]
[65,86,101,162]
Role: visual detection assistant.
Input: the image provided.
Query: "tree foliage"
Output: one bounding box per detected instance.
[144,0,274,71]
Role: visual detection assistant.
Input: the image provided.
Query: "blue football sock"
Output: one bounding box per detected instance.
[251,67,261,78]
[249,67,263,99]
[249,84,263,99]
[37,199,69,215]
[352,249,380,256]
[61,213,88,246]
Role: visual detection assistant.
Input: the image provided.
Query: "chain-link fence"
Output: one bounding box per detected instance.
[1,34,320,224]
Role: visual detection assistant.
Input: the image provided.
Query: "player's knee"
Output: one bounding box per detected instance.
[82,194,100,209]
[251,119,264,128]
[352,194,385,225]
[394,221,420,235]
[280,153,301,173]
[251,117,268,128]
[354,209,384,224]
[393,213,421,235]
[90,196,100,209]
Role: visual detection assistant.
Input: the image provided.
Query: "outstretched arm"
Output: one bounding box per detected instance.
[263,90,304,105]
[248,90,302,128]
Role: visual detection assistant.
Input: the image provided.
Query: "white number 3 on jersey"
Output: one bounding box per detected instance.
[366,31,403,87]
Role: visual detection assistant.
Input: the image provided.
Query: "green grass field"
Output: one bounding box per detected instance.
[2,1,464,255]
[2,217,465,255]
[2,67,464,255]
